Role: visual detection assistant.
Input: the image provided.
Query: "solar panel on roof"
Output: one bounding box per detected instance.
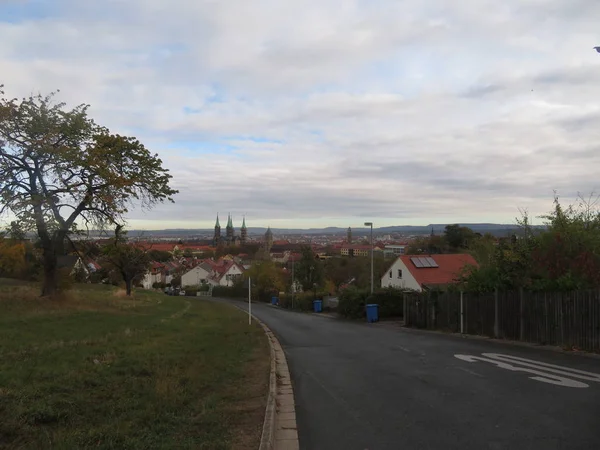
[425,257,439,268]
[419,257,431,267]
[410,257,424,268]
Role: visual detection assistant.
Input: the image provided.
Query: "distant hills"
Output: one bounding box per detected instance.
[123,223,544,238]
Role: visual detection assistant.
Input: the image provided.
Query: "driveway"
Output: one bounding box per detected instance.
[224,300,600,450]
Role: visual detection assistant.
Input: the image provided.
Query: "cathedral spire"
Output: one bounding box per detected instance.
[213,214,222,246]
[241,215,247,244]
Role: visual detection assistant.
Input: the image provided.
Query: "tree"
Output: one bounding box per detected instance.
[245,260,285,301]
[294,246,325,292]
[6,221,25,241]
[444,224,476,250]
[0,87,177,296]
[0,234,26,278]
[100,225,151,296]
[405,235,448,255]
[148,249,173,262]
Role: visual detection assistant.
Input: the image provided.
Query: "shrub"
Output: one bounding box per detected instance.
[213,284,248,298]
[279,293,314,311]
[338,286,369,319]
[370,287,406,318]
[338,286,408,319]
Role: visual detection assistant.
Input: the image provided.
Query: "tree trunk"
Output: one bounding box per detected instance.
[41,245,58,297]
[125,277,133,296]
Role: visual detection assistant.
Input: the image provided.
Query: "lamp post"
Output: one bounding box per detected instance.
[364,222,374,295]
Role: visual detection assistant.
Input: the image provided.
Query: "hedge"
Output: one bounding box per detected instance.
[338,286,409,319]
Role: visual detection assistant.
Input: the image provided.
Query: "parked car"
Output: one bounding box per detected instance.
[179,290,186,296]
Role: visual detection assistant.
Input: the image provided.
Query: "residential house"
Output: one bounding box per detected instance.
[381,254,477,292]
[271,251,291,264]
[181,262,213,288]
[383,244,407,258]
[57,255,89,277]
[340,244,383,257]
[142,261,166,289]
[211,260,245,287]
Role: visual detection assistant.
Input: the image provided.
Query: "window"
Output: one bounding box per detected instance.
[398,269,402,278]
[389,271,392,278]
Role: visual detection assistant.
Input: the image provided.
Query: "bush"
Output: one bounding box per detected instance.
[370,287,406,318]
[338,286,407,319]
[278,293,314,311]
[338,286,369,319]
[213,284,248,298]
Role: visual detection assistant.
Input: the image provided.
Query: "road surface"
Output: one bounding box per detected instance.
[225,300,600,450]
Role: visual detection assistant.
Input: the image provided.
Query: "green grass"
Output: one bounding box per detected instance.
[0,279,270,450]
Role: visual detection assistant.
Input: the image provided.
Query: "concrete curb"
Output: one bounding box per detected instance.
[251,312,300,450]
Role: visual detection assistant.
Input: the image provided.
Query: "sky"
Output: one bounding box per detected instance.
[1,0,599,230]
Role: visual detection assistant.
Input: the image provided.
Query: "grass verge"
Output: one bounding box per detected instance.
[0,279,269,450]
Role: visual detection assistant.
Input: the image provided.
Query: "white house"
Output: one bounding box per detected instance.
[181,262,212,288]
[209,260,245,287]
[381,254,478,292]
[383,244,406,258]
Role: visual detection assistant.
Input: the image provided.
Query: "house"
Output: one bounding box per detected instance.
[340,244,383,257]
[271,251,290,264]
[383,244,407,258]
[181,262,213,288]
[142,261,166,289]
[381,254,477,292]
[207,260,245,287]
[57,255,89,277]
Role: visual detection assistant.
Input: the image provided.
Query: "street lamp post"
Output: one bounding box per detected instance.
[364,222,374,295]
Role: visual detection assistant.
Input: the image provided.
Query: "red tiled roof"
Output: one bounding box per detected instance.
[400,254,477,287]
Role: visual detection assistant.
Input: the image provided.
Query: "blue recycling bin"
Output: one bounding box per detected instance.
[366,304,379,323]
[313,300,323,313]
[271,296,279,305]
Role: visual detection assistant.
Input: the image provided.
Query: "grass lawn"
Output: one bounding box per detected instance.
[0,279,270,450]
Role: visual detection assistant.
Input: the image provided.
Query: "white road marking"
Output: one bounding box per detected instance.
[482,353,600,383]
[454,354,591,388]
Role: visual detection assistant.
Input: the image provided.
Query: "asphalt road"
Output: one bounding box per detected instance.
[224,300,600,450]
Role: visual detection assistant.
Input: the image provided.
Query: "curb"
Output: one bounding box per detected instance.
[247,310,300,450]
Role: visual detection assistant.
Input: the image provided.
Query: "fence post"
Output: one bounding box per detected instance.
[460,291,464,334]
[519,287,525,341]
[494,288,499,339]
[403,293,407,325]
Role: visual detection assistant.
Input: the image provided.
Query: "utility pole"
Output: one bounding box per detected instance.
[248,276,252,325]
[364,222,374,295]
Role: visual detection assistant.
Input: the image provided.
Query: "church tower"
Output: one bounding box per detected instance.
[264,226,273,253]
[213,215,221,246]
[241,216,248,244]
[226,214,234,244]
[347,226,352,244]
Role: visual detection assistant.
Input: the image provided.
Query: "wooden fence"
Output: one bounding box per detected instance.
[403,290,600,353]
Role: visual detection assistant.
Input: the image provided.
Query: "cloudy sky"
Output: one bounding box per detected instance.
[1,0,599,230]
